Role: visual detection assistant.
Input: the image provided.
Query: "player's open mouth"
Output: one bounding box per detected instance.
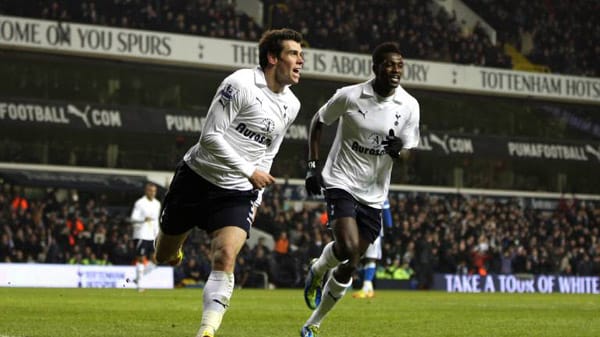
[293,67,302,77]
[390,75,400,84]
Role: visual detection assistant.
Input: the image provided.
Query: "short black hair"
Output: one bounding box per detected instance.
[259,28,303,69]
[372,42,402,66]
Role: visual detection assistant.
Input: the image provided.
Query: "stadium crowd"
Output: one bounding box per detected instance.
[462,0,599,77]
[0,0,262,41]
[1,182,599,289]
[265,0,510,69]
[1,0,597,76]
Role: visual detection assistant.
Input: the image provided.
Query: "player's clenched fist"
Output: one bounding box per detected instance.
[305,160,323,196]
[382,129,404,159]
[249,170,275,190]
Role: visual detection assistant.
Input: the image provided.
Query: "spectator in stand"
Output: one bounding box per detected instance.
[10,186,29,214]
[274,231,289,255]
[234,254,251,288]
[248,244,271,288]
[11,249,26,263]
[68,245,84,264]
[0,232,13,261]
[11,228,26,258]
[415,231,435,289]
[180,257,206,287]
[471,234,491,275]
[0,187,8,221]
[288,221,307,251]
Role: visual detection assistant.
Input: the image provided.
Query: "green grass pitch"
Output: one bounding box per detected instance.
[1,288,598,337]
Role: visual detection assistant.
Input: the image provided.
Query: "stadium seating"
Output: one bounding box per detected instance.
[462,0,599,76]
[1,0,595,76]
[266,0,511,69]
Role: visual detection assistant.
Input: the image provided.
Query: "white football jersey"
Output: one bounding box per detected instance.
[130,196,161,241]
[319,80,420,208]
[185,67,300,199]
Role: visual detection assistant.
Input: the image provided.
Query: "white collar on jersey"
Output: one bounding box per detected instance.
[254,66,290,95]
[362,79,403,104]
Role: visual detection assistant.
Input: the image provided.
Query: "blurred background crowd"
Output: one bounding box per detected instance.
[2,183,598,289]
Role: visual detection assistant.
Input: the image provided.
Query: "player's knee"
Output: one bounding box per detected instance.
[212,247,238,271]
[335,239,360,261]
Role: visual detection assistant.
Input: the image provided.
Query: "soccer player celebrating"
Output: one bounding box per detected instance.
[301,42,420,337]
[154,28,304,337]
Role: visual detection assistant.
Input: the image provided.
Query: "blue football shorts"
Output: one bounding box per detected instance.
[133,239,156,257]
[324,188,382,244]
[159,161,258,236]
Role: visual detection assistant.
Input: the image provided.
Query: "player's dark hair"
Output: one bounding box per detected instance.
[372,42,402,66]
[259,28,303,69]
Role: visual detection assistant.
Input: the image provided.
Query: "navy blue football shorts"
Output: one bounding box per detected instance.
[159,161,258,236]
[133,239,155,257]
[324,188,382,244]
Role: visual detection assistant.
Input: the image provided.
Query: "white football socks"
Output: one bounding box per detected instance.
[362,261,377,292]
[135,262,144,290]
[312,242,343,277]
[305,271,352,327]
[198,271,234,336]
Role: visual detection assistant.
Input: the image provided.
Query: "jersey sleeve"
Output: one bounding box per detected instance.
[317,89,349,126]
[199,78,256,177]
[399,99,420,149]
[130,200,144,224]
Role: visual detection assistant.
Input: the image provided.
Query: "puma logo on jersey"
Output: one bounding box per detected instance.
[235,123,273,146]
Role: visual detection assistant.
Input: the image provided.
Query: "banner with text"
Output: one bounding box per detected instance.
[2,98,599,162]
[0,98,309,141]
[0,263,174,288]
[416,132,600,164]
[1,15,598,104]
[434,273,600,294]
